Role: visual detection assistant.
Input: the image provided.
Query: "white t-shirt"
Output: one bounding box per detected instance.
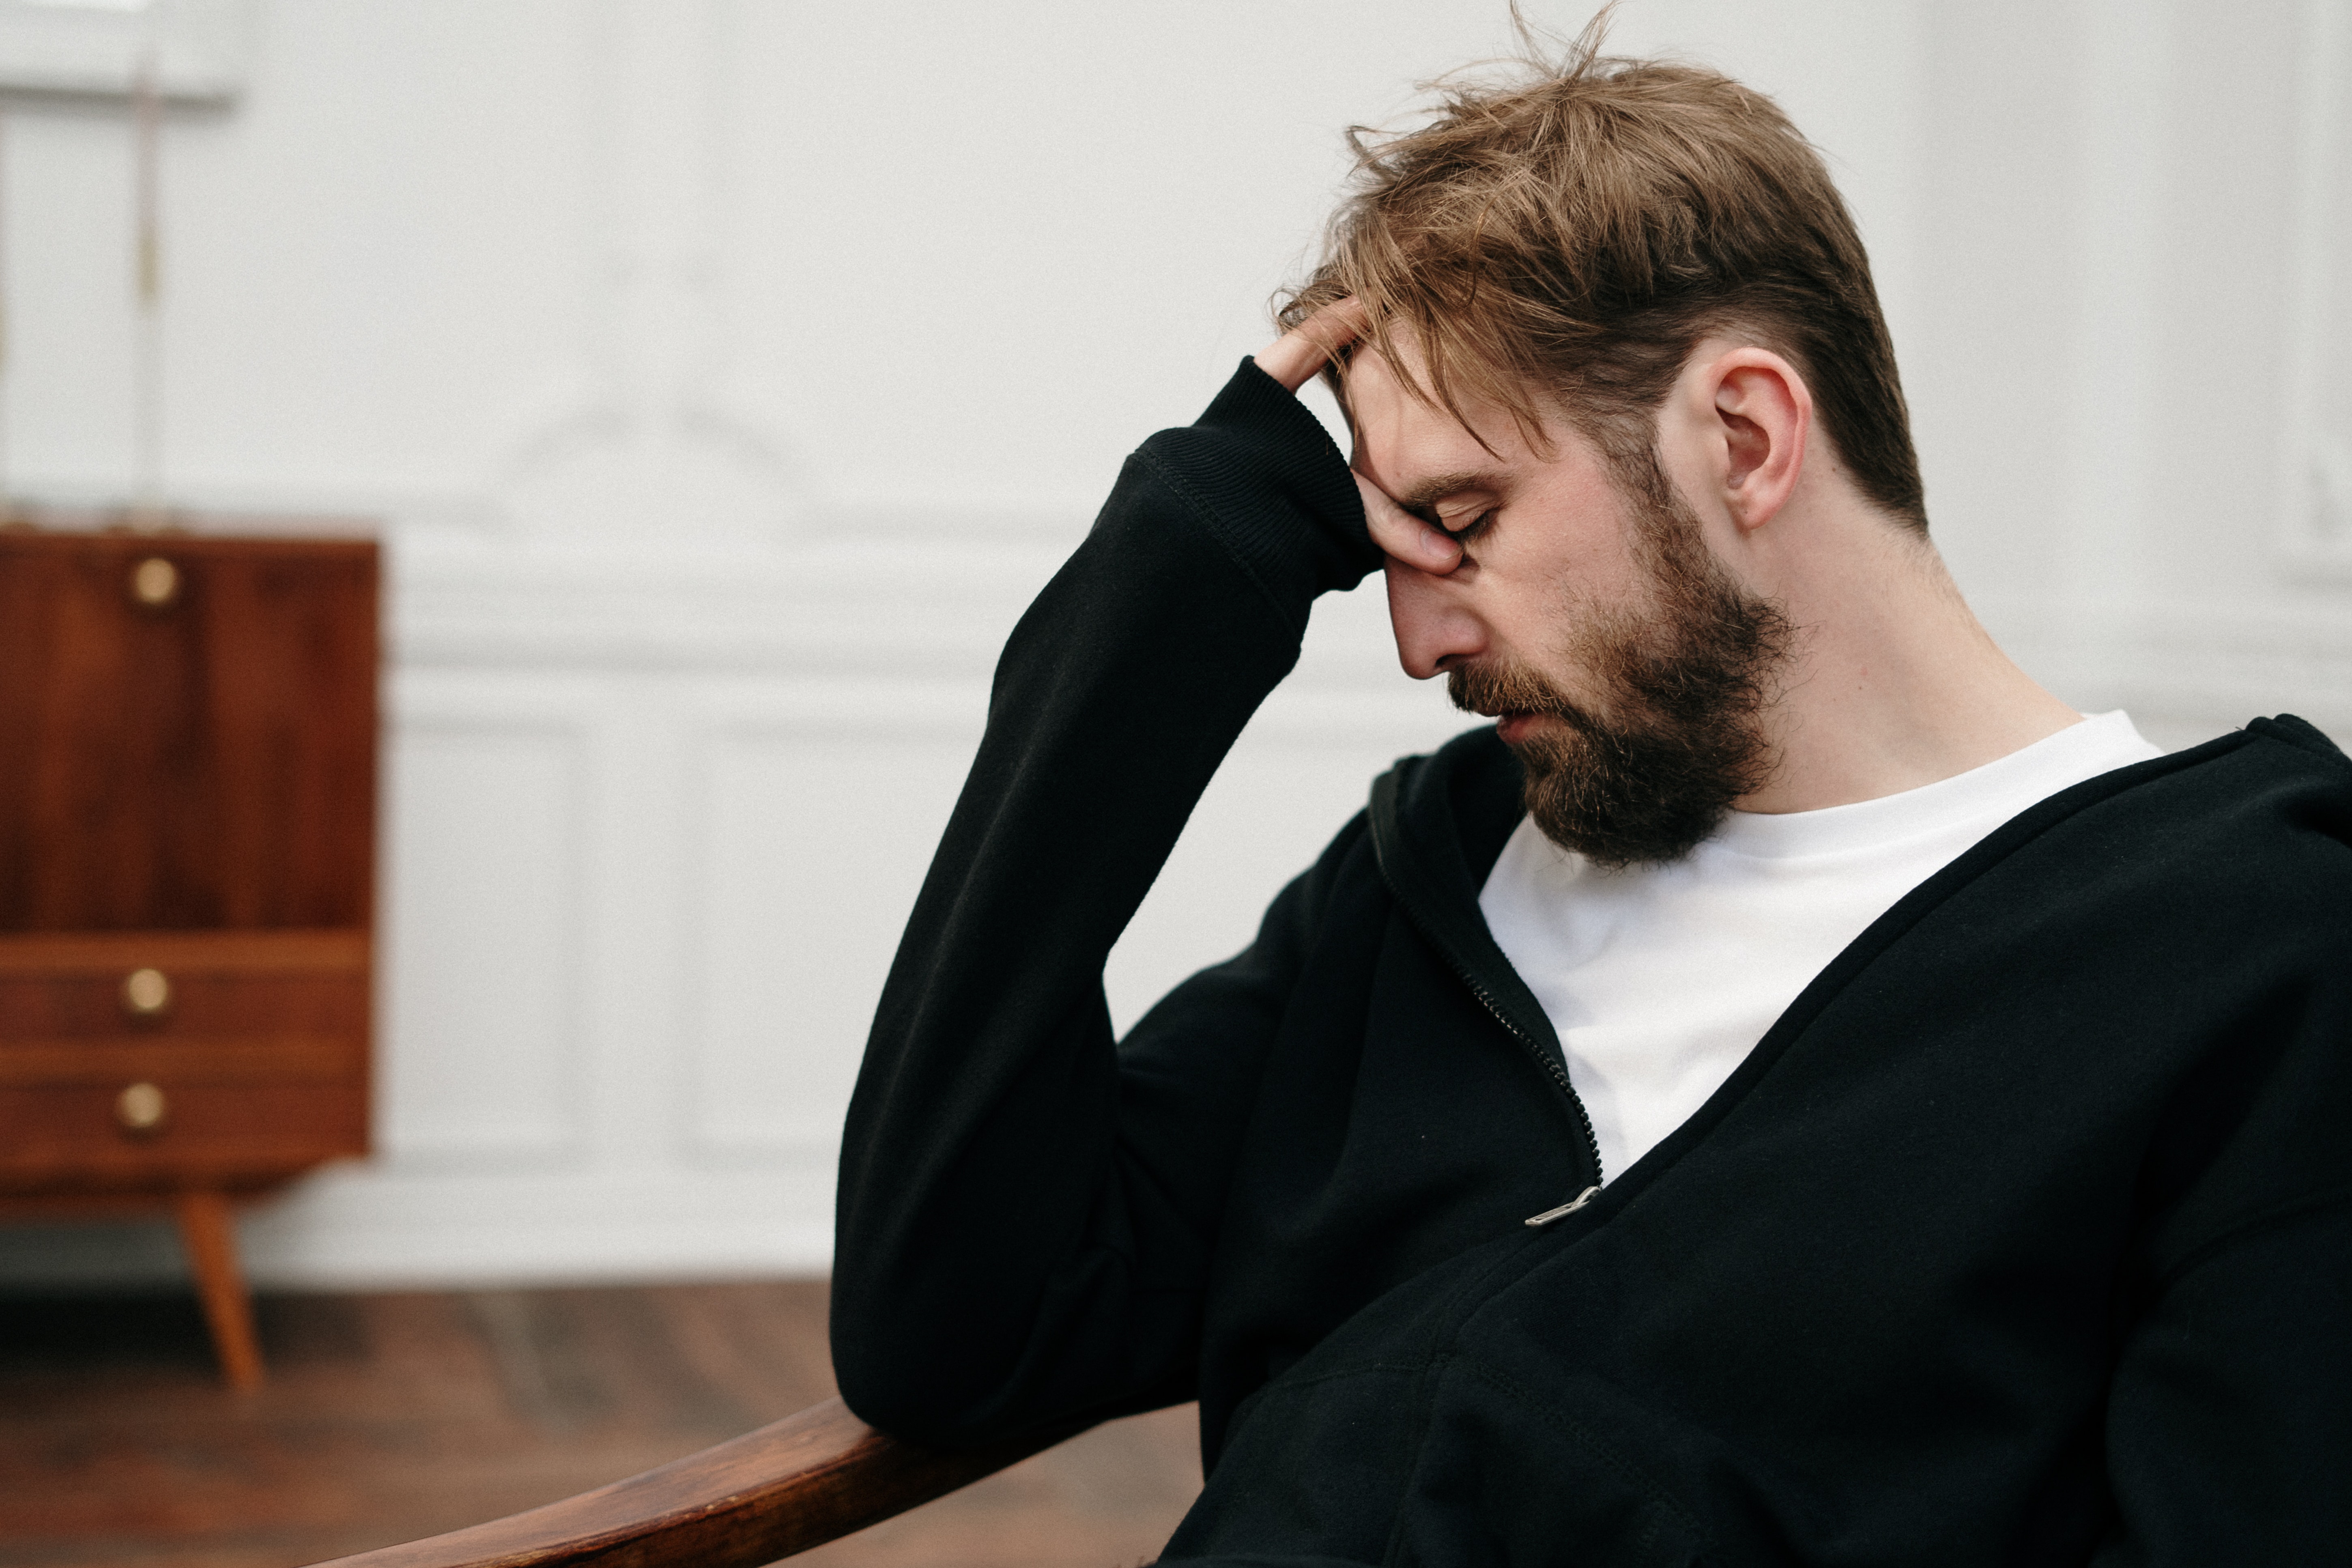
[1477,712,2165,1183]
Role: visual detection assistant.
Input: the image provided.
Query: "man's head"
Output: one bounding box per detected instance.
[1280,22,1924,865]
[1347,338,1796,867]
[1280,22,1922,530]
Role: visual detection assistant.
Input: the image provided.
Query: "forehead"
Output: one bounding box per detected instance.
[1342,340,1570,498]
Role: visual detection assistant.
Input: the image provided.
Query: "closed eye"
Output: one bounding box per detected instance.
[1440,508,1496,543]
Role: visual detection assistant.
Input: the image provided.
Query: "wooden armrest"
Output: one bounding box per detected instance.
[305,1396,1090,1568]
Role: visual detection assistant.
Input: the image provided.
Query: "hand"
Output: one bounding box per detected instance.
[1354,470,1462,576]
[1255,301,1464,576]
[1254,298,1365,393]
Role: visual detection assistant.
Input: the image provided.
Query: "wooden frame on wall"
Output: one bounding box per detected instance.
[0,0,251,102]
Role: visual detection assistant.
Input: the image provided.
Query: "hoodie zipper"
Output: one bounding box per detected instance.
[1524,1186,1600,1227]
[1442,953,1606,1222]
[1369,763,1606,1221]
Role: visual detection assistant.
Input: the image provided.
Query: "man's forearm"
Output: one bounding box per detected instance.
[830,361,1376,1445]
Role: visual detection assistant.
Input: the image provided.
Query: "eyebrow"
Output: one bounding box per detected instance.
[1393,469,1508,515]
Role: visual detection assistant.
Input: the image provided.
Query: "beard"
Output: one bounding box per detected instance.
[1449,456,1792,869]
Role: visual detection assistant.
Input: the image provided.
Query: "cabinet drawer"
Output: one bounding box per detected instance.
[0,1078,365,1184]
[0,1036,363,1087]
[0,929,367,1042]
[0,929,370,1185]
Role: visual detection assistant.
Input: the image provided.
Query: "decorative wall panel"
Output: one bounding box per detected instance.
[686,720,976,1160]
[381,714,586,1164]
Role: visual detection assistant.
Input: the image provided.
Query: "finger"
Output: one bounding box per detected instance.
[1255,299,1369,393]
[1354,471,1462,574]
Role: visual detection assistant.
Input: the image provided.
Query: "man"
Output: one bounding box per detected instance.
[831,32,2351,1566]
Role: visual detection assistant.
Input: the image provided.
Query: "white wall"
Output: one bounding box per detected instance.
[2,0,2345,1289]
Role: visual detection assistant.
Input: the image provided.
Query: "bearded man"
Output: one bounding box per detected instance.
[829,33,2352,1568]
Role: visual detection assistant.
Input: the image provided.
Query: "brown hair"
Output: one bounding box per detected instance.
[1279,10,1927,531]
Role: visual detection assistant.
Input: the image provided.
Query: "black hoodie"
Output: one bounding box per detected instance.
[832,361,2352,1566]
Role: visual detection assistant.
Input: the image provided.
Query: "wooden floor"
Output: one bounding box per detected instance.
[0,1281,1202,1568]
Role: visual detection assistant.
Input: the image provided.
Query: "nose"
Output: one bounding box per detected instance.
[1385,556,1488,680]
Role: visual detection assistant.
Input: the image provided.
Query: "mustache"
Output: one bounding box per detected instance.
[1448,659,1555,721]
[1447,660,1605,743]
[1449,589,1792,742]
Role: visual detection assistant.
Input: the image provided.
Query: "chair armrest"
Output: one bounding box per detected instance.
[304,1396,1089,1568]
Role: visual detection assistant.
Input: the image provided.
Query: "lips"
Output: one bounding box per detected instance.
[1493,712,1542,744]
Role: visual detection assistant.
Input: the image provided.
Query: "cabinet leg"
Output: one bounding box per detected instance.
[172,1189,264,1391]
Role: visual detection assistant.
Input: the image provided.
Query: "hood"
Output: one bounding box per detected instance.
[1367,723,1580,1095]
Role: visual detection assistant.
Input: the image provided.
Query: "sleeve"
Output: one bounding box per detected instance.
[828,359,1381,1446]
[2092,1197,2352,1564]
[2093,931,2352,1566]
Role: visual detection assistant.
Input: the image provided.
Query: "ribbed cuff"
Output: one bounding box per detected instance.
[1131,359,1380,622]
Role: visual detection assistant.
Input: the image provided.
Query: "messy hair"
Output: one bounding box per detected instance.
[1278,7,1927,531]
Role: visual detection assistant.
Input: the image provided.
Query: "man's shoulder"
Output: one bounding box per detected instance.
[1349,712,2352,931]
[2012,713,2352,929]
[2100,714,2350,848]
[2237,712,2352,783]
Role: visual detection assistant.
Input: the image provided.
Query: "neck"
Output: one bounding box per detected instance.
[1727,495,2081,815]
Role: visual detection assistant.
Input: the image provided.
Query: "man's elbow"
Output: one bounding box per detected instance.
[828,1297,1026,1449]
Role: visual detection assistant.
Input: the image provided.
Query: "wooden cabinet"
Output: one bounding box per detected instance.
[0,527,377,1388]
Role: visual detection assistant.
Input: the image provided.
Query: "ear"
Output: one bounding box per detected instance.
[1701,347,1810,532]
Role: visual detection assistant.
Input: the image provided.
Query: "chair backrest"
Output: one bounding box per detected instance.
[306,1397,1091,1568]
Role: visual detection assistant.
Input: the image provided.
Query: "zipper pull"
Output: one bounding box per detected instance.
[1524,1185,1600,1228]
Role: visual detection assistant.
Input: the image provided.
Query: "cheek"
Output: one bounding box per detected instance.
[1472,553,1653,704]
[1483,529,1640,653]
[1507,474,1646,594]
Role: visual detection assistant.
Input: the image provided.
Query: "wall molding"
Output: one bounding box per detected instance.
[239,1161,837,1288]
[0,0,252,101]
[2281,0,2352,578]
[397,536,2352,736]
[1984,593,2352,741]
[676,703,982,1165]
[2064,0,2176,607]
[378,689,597,1169]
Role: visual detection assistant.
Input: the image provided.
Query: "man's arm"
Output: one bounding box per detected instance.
[2094,1198,2352,1563]
[830,318,1437,1447]
[2093,950,2352,1564]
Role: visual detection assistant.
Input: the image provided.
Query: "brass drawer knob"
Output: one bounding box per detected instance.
[121,966,172,1016]
[116,1080,168,1133]
[129,555,180,608]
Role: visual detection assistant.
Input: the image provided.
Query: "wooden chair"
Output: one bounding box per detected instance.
[308,1398,1097,1567]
